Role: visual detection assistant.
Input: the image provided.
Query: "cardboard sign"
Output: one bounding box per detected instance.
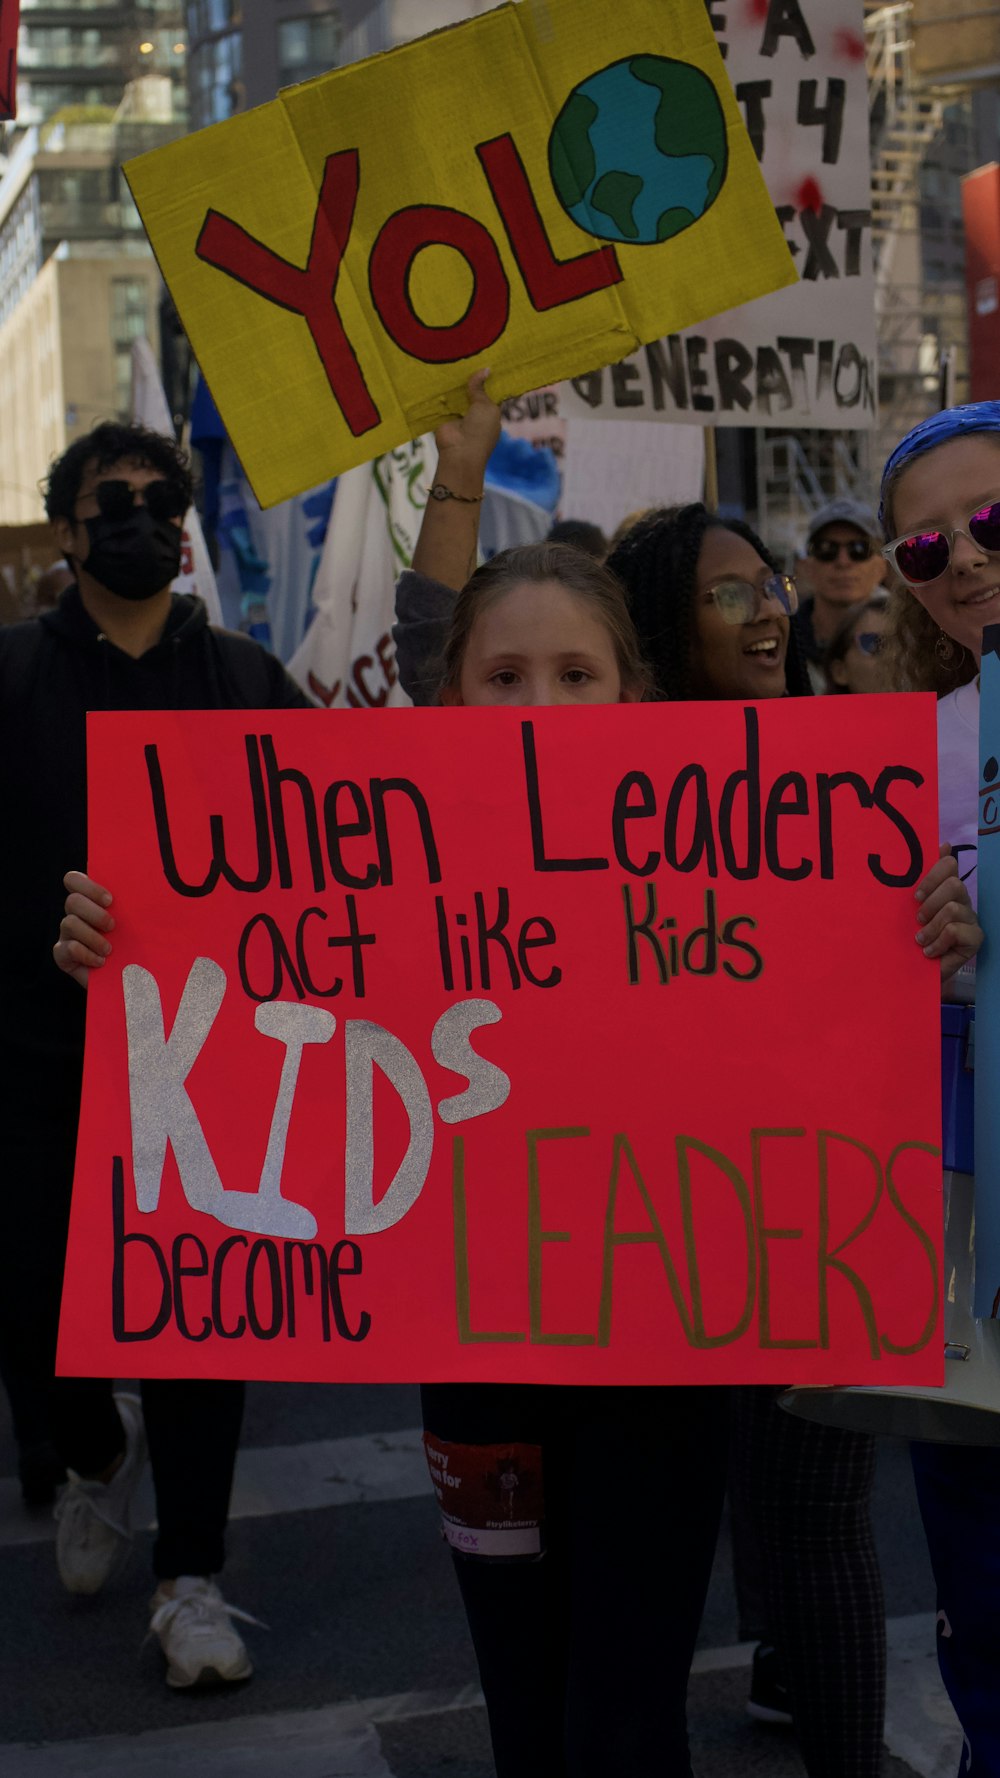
[551,0,876,429]
[58,698,945,1387]
[0,0,18,122]
[975,635,1000,1315]
[123,0,796,508]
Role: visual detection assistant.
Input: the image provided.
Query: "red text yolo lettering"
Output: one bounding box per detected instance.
[195,135,622,438]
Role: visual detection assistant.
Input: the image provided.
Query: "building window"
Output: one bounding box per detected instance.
[277,12,340,85]
[112,278,151,416]
[187,26,242,127]
[187,0,242,37]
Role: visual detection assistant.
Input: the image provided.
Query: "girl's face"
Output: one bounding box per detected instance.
[450,578,632,707]
[890,435,1000,662]
[829,605,890,694]
[689,527,790,700]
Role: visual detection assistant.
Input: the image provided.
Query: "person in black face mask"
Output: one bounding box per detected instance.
[0,422,309,1691]
[68,467,186,601]
[54,435,188,624]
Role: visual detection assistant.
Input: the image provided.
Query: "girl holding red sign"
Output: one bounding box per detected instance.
[56,386,982,1773]
[399,376,979,1778]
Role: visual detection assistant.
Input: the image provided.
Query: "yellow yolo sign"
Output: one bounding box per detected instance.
[125,0,796,507]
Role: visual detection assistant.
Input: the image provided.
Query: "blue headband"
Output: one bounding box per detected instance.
[879,401,1000,533]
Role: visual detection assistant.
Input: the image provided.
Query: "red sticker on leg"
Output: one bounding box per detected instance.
[423,1435,544,1557]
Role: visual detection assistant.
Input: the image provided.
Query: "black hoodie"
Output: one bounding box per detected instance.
[0,588,309,1057]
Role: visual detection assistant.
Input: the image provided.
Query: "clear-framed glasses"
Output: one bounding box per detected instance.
[810,537,875,564]
[706,573,798,626]
[854,631,885,656]
[882,499,1000,586]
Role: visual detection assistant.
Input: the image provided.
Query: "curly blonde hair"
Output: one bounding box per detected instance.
[879,438,997,696]
[883,582,977,695]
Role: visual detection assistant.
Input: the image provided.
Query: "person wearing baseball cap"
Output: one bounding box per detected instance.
[795,498,888,692]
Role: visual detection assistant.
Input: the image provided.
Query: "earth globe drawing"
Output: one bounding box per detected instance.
[548,55,728,247]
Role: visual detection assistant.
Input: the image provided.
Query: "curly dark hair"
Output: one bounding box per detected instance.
[605,502,813,701]
[43,422,194,522]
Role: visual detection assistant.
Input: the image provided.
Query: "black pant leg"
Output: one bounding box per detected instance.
[562,1385,730,1778]
[0,1043,122,1476]
[141,1377,245,1580]
[422,1383,730,1778]
[728,1386,770,1643]
[421,1383,572,1778]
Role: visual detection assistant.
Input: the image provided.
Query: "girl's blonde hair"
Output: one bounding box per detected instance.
[440,542,654,701]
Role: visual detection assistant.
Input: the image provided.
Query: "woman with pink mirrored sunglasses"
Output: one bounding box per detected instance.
[881,400,1000,1771]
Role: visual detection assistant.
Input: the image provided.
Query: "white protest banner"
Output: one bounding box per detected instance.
[503,388,705,536]
[130,340,224,624]
[288,440,427,711]
[560,419,704,532]
[288,431,556,710]
[552,0,875,431]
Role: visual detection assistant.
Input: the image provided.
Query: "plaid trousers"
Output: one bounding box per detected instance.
[732,1385,886,1778]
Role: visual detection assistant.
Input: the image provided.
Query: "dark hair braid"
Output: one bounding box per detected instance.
[606,503,713,700]
[606,504,812,701]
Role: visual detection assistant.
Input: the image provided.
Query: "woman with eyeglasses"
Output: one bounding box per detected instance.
[823,594,891,695]
[605,505,893,1778]
[394,381,976,1778]
[880,401,1000,1770]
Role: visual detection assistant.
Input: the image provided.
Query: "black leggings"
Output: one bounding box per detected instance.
[731,1386,885,1778]
[422,1380,730,1778]
[0,1043,244,1579]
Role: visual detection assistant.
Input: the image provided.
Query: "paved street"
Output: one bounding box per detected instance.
[0,1383,961,1777]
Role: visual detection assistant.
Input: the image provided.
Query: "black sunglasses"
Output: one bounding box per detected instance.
[86,479,188,523]
[810,537,875,564]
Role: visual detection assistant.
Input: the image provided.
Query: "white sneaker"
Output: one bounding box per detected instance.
[54,1393,147,1595]
[149,1576,258,1688]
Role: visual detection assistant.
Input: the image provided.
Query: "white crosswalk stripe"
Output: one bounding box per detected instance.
[0,1428,432,1550]
[0,1625,958,1778]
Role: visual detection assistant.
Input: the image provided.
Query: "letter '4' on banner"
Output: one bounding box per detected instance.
[58,699,944,1389]
[123,0,796,507]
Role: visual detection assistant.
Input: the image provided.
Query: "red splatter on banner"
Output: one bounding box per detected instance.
[797,176,824,216]
[746,0,770,21]
[0,0,18,122]
[834,28,866,63]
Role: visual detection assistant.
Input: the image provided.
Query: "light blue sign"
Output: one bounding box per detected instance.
[974,631,1000,1316]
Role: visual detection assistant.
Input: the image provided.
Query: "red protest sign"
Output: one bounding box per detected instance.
[0,0,18,121]
[59,699,943,1387]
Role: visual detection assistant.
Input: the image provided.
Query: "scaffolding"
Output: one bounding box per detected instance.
[756,2,976,556]
[866,1,949,468]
